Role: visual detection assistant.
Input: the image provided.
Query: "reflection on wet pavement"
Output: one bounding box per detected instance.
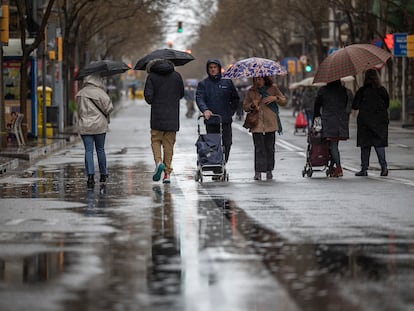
[219,198,414,311]
[0,251,70,284]
[0,162,413,310]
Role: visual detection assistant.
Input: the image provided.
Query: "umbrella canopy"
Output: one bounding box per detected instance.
[134,48,195,70]
[223,57,287,79]
[289,75,355,90]
[76,60,131,80]
[313,44,391,83]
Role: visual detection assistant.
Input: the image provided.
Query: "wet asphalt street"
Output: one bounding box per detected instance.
[0,97,414,311]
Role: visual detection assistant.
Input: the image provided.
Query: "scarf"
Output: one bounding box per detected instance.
[258,86,283,134]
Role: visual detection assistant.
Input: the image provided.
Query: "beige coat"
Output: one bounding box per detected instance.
[76,75,113,135]
[243,84,286,133]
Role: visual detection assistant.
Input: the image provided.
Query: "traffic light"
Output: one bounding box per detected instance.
[305,58,312,72]
[0,5,9,44]
[177,21,183,33]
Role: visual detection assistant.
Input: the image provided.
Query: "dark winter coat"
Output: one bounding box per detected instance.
[144,59,184,132]
[313,81,350,140]
[195,59,240,124]
[352,85,389,147]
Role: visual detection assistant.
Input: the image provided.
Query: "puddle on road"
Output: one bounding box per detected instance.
[0,164,413,310]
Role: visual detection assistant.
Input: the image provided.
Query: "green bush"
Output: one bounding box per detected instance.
[68,100,77,113]
[389,99,401,110]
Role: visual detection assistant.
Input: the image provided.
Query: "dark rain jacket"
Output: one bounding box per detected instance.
[195,59,239,124]
[352,85,389,147]
[144,59,184,132]
[313,81,350,140]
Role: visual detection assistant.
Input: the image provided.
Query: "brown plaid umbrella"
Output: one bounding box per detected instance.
[313,44,392,83]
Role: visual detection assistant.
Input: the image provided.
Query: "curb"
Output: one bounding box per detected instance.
[0,134,80,176]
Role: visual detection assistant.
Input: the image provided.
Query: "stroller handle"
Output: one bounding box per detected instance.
[197,113,223,135]
[197,113,222,123]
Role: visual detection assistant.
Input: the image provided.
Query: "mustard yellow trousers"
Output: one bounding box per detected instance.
[151,130,176,174]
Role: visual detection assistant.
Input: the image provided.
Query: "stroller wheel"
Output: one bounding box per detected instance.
[306,169,313,177]
[195,170,202,182]
[302,168,306,177]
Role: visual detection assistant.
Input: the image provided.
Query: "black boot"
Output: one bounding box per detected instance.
[100,174,108,183]
[355,170,368,176]
[87,174,95,188]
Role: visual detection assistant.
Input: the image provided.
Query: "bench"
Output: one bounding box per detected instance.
[8,113,25,146]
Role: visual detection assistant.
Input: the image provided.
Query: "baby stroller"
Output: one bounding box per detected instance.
[194,114,228,183]
[302,117,330,177]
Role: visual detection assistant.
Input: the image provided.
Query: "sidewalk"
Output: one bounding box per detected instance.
[0,131,79,176]
[0,99,126,177]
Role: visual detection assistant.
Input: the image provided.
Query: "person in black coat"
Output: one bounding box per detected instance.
[352,69,389,177]
[314,80,350,177]
[144,59,184,183]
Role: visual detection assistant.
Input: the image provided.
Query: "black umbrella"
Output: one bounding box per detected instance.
[134,48,195,70]
[76,60,131,80]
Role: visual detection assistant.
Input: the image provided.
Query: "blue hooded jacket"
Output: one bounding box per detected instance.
[196,59,239,124]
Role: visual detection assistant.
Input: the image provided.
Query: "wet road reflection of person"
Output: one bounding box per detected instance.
[148,186,181,295]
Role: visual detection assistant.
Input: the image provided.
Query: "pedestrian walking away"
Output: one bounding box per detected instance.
[352,68,389,177]
[184,84,196,118]
[76,74,113,188]
[313,79,350,177]
[243,76,287,181]
[196,59,239,171]
[301,87,318,130]
[144,59,185,184]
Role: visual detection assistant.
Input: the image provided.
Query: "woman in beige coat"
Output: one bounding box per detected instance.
[76,74,113,188]
[243,76,286,180]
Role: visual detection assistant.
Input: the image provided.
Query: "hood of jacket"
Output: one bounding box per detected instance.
[83,74,105,90]
[206,59,222,80]
[147,59,175,75]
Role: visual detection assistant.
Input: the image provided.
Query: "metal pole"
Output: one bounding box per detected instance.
[402,57,406,125]
[0,42,3,140]
[42,39,46,139]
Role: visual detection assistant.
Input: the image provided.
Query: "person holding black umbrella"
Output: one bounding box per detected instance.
[144,59,184,184]
[76,74,113,188]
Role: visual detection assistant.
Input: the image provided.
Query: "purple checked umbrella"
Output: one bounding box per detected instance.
[223,57,287,79]
[313,44,392,84]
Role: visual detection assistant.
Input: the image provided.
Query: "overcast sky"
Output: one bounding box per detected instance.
[163,0,217,51]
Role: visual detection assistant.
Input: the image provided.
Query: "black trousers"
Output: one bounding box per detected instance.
[206,123,232,163]
[252,132,275,172]
[360,146,387,171]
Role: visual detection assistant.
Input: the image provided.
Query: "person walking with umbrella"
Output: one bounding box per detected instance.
[196,59,240,166]
[76,74,113,188]
[144,59,185,184]
[313,80,350,177]
[352,69,389,177]
[243,76,287,180]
